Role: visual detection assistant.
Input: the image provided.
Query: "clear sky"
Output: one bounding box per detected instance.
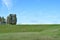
[0,0,60,24]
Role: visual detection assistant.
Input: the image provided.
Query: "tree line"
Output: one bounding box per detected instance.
[0,14,17,25]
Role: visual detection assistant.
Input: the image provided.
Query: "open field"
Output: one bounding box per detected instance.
[0,24,60,40]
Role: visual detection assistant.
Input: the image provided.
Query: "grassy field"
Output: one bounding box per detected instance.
[0,24,60,40]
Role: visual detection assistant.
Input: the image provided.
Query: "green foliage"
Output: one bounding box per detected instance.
[0,16,2,22]
[0,17,6,24]
[7,16,10,24]
[0,14,17,25]
[1,17,6,24]
[7,14,17,25]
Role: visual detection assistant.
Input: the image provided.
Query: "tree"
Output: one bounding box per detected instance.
[0,16,2,22]
[1,17,6,24]
[7,15,12,24]
[7,14,17,25]
[0,17,2,24]
[7,16,10,24]
[12,14,17,25]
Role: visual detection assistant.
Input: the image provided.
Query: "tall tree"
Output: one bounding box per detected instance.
[0,16,1,22]
[0,17,2,24]
[7,16,10,24]
[7,14,17,25]
[12,14,17,25]
[1,17,6,24]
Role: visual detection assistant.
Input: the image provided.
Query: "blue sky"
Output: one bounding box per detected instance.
[0,0,60,24]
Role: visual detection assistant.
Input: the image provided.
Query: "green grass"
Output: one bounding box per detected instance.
[0,24,60,40]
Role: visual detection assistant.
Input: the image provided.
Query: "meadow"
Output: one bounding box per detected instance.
[0,24,60,40]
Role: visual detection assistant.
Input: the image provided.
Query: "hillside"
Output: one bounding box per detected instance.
[0,24,60,40]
